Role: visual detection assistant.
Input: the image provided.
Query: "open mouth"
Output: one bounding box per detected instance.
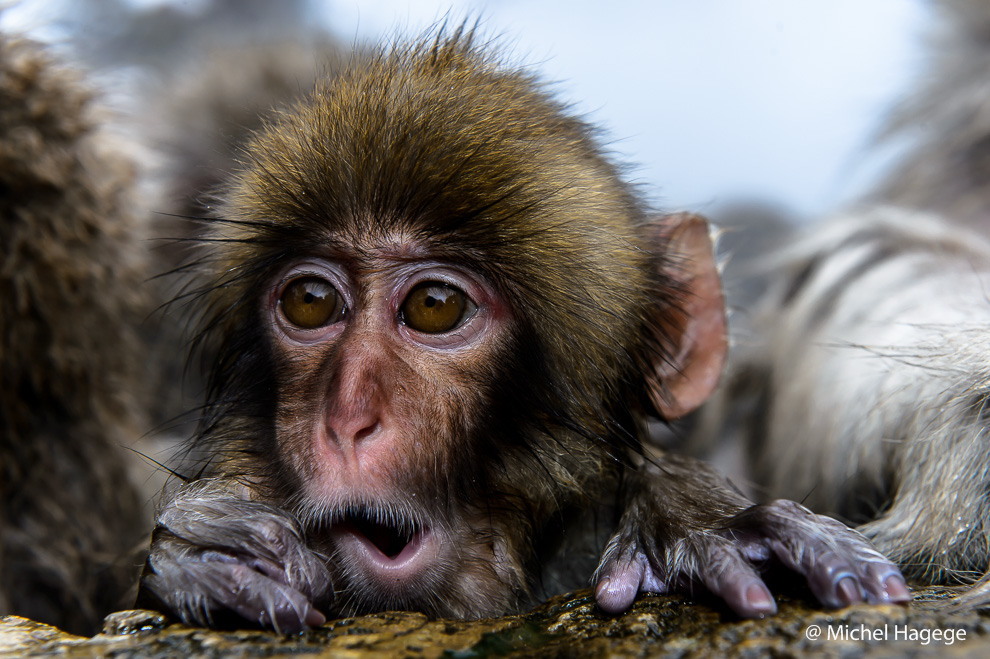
[332,509,432,570]
[348,513,419,558]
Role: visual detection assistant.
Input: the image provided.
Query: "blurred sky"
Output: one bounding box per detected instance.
[2,0,931,221]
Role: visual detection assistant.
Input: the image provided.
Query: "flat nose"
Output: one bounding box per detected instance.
[324,356,384,450]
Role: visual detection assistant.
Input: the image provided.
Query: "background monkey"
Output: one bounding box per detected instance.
[137,25,908,633]
[693,0,990,606]
[0,32,152,634]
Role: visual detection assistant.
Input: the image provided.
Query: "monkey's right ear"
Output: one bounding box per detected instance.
[645,213,728,420]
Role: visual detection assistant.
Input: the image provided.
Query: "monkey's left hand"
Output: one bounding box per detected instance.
[594,454,911,618]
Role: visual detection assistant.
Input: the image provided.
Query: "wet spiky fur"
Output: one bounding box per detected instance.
[0,33,148,634]
[181,25,683,616]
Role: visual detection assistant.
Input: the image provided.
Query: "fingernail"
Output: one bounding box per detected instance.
[595,578,611,598]
[837,577,862,605]
[745,584,777,616]
[883,575,911,603]
[305,608,326,628]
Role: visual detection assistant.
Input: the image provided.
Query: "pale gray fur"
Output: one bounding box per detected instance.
[702,207,990,585]
[693,0,990,601]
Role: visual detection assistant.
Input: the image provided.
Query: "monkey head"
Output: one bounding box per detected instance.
[185,27,725,619]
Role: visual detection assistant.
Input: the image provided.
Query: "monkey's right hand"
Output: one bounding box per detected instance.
[138,479,332,633]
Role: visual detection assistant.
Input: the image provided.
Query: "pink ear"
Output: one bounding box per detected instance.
[646,213,728,420]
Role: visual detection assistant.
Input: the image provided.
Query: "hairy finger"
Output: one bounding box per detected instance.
[144,556,325,633]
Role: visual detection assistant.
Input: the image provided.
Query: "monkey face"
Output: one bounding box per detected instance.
[181,30,727,622]
[265,244,525,616]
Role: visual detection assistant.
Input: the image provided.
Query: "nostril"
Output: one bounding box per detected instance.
[354,422,379,443]
[323,411,381,448]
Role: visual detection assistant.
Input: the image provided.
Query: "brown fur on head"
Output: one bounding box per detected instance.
[185,24,697,616]
[0,33,147,634]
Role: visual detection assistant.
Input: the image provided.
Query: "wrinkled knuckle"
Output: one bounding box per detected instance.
[816,559,856,584]
[226,562,251,583]
[257,518,290,542]
[851,543,890,564]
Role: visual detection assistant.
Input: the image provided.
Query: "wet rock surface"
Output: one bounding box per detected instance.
[2,589,989,658]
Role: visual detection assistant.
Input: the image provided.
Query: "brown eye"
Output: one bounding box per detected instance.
[402,282,476,333]
[280,277,344,329]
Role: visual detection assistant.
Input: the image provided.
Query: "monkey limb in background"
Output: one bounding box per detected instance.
[137,25,908,633]
[0,33,150,634]
[703,209,990,586]
[694,0,990,606]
